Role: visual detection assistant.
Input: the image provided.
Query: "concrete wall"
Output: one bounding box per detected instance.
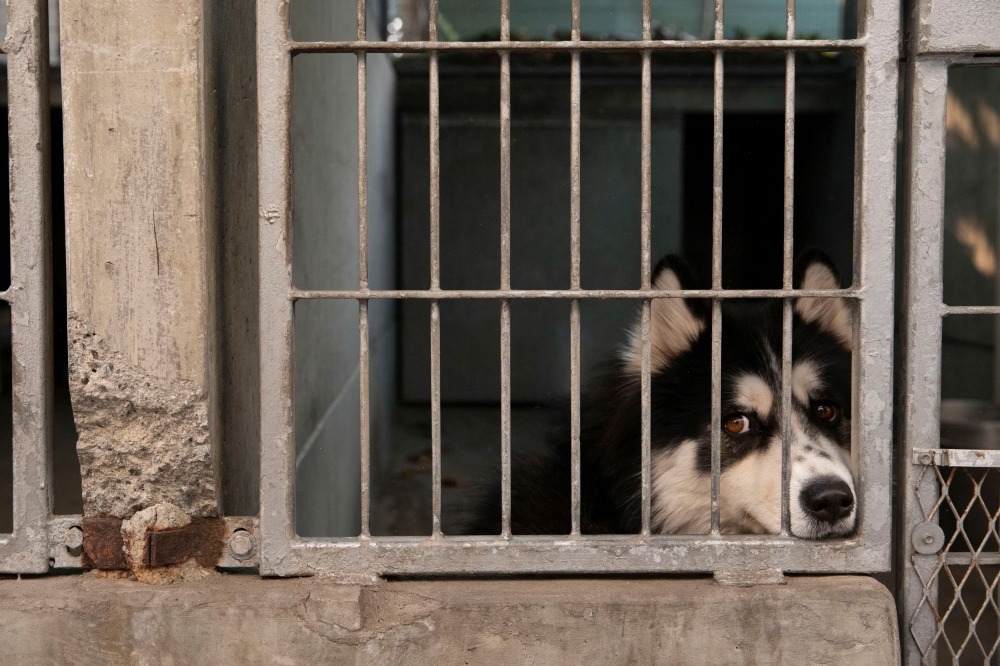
[0,574,899,665]
[290,1,397,537]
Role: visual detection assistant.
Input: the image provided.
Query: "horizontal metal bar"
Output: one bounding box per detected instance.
[292,288,860,300]
[945,552,1000,567]
[280,533,886,576]
[942,305,1000,316]
[912,448,1000,468]
[291,38,865,55]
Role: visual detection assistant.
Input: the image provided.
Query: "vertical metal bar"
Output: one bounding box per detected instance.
[429,0,442,539]
[640,0,652,537]
[898,57,949,666]
[359,301,371,536]
[357,0,371,538]
[779,0,795,536]
[256,0,296,576]
[0,0,52,573]
[569,0,582,537]
[431,301,442,537]
[853,0,898,577]
[499,0,512,538]
[709,0,724,536]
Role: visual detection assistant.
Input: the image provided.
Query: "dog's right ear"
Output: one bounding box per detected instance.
[622,255,707,374]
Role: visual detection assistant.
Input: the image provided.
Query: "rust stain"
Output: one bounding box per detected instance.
[145,518,228,568]
[81,516,128,570]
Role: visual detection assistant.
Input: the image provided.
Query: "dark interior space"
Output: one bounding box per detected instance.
[682,112,856,289]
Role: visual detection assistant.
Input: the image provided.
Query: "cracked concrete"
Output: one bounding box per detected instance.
[0,575,898,664]
[68,315,217,518]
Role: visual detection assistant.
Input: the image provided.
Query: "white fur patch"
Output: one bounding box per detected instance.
[733,374,774,418]
[623,268,704,374]
[792,360,823,405]
[795,263,853,349]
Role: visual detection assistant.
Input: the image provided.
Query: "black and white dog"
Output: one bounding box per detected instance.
[465,250,856,539]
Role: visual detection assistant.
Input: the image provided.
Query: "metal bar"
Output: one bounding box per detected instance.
[780,300,793,535]
[942,305,1000,315]
[709,0,724,536]
[290,39,865,54]
[897,25,941,666]
[0,0,52,573]
[357,0,370,540]
[710,301,722,535]
[946,552,1000,567]
[640,0,652,538]
[428,0,442,540]
[431,302,442,537]
[359,301,370,537]
[569,0,582,537]
[291,288,860,300]
[282,533,888,575]
[779,0,795,537]
[912,448,1000,468]
[499,0,512,539]
[641,301,652,536]
[256,0,296,576]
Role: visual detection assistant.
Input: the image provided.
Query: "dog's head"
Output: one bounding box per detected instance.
[622,251,855,539]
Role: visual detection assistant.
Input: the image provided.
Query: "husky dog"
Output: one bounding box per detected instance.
[465,250,856,539]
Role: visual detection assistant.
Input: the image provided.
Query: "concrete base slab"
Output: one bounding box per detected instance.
[1,574,898,665]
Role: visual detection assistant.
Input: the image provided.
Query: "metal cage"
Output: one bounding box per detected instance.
[257,0,899,578]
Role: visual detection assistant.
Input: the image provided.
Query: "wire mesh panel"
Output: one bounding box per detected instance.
[0,0,53,574]
[907,454,1000,664]
[257,0,899,577]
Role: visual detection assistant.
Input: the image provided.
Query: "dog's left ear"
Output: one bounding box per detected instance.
[793,249,852,349]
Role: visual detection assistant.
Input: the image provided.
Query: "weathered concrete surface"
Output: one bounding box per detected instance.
[60,0,219,517]
[67,315,215,517]
[1,575,898,664]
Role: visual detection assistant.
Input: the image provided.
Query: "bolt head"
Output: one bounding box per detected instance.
[65,526,84,557]
[229,531,254,560]
[919,453,933,465]
[923,533,935,544]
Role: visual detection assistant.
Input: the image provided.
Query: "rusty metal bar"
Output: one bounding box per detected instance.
[640,0,653,538]
[779,0,795,537]
[291,39,864,54]
[709,0,724,536]
[499,0,512,539]
[0,0,53,573]
[292,288,859,300]
[569,0,582,537]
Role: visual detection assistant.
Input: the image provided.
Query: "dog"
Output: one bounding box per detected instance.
[463,249,856,539]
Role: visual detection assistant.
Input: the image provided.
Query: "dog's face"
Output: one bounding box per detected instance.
[622,251,856,539]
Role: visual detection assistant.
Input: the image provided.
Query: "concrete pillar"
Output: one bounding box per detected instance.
[60,0,220,517]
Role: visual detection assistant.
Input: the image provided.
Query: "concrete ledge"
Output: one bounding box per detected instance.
[1,574,898,664]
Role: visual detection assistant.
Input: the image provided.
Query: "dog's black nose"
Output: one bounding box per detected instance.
[800,478,854,524]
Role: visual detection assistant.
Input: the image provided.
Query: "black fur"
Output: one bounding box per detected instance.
[460,250,852,536]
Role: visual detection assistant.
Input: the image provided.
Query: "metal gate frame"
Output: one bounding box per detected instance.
[257,0,900,578]
[898,1,1000,663]
[0,0,55,574]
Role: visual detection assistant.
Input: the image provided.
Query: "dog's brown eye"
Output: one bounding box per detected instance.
[725,415,751,434]
[815,402,838,422]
